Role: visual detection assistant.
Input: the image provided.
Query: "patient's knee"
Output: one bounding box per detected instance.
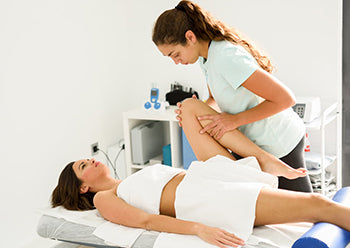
[308,193,333,221]
[181,98,199,115]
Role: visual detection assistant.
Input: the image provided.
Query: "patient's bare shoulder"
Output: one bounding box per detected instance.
[93,184,119,206]
[93,184,149,228]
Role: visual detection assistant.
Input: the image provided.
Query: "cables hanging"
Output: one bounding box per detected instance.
[96,144,125,179]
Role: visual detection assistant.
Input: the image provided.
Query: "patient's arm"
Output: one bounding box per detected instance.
[93,190,245,247]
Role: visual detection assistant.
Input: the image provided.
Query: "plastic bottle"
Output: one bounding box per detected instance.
[304,133,311,152]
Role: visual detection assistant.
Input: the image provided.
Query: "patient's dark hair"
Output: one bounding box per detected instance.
[51,161,95,210]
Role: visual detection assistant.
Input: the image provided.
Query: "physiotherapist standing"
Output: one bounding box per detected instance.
[152,0,312,192]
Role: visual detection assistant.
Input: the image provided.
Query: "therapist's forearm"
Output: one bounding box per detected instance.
[235,100,293,127]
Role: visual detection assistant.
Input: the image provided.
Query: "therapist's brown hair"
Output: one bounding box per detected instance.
[51,162,95,210]
[152,0,274,73]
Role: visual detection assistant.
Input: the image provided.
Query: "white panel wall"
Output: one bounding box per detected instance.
[0,1,129,247]
[0,0,341,247]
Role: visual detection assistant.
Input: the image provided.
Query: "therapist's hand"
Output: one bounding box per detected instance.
[196,223,245,248]
[198,112,240,140]
[175,94,197,127]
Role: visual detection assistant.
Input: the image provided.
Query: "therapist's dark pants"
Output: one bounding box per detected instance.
[232,136,313,193]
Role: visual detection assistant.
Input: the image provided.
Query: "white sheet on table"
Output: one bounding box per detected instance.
[154,223,312,248]
[93,221,146,248]
[38,206,146,248]
[246,223,312,248]
[38,206,105,227]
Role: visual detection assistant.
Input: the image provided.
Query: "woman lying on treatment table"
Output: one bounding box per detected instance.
[52,98,350,248]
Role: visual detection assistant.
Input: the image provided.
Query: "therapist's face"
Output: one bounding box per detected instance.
[157,30,202,65]
[157,43,199,65]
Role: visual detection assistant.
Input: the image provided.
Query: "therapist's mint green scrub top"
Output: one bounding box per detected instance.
[199,40,305,158]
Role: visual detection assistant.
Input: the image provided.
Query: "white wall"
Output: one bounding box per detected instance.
[0,0,129,246]
[0,0,341,247]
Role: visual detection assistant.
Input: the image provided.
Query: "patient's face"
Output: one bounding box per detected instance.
[72,158,109,186]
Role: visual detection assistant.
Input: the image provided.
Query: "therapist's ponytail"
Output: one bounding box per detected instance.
[152,0,274,73]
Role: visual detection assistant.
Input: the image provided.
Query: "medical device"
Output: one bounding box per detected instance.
[144,87,161,110]
[150,88,159,103]
[292,97,321,123]
[131,121,165,164]
[165,82,199,105]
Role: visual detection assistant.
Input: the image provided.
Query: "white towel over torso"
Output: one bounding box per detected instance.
[117,164,184,214]
[175,155,278,241]
[154,155,278,248]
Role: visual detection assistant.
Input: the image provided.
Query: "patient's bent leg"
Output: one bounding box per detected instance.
[179,100,235,161]
[180,98,306,179]
[255,187,350,232]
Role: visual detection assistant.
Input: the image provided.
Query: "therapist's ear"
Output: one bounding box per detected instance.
[80,184,89,194]
[185,30,197,44]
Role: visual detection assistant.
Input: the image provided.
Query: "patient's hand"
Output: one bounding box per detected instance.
[196,223,245,248]
[259,154,308,179]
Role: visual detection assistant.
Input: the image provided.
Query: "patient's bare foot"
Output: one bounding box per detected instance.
[258,155,307,179]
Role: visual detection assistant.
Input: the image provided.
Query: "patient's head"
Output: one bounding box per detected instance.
[51,160,96,210]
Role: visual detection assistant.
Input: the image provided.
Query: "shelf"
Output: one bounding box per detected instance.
[124,106,178,121]
[123,107,182,176]
[300,101,341,195]
[305,152,336,175]
[304,103,338,130]
[304,112,338,130]
[308,160,336,175]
